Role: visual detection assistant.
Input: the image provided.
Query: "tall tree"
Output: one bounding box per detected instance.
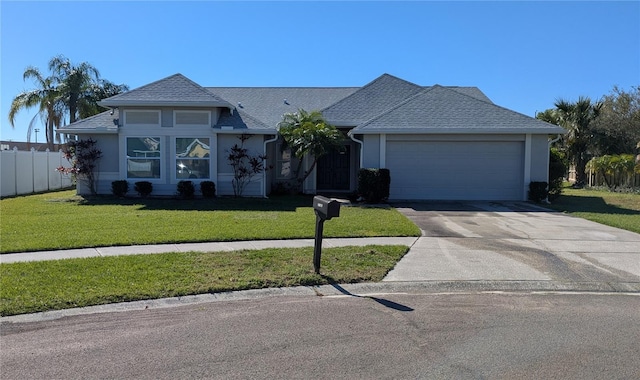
[8,66,64,150]
[277,109,343,188]
[48,55,100,124]
[554,97,602,186]
[79,79,130,119]
[590,85,640,155]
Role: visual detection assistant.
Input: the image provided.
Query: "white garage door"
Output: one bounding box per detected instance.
[386,140,524,200]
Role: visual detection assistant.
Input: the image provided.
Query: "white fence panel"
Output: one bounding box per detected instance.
[0,149,73,198]
[1,151,17,197]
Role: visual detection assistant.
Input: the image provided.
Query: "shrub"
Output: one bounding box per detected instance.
[528,181,548,203]
[358,168,390,203]
[111,180,129,197]
[177,180,195,199]
[134,181,153,197]
[548,148,566,200]
[200,181,216,198]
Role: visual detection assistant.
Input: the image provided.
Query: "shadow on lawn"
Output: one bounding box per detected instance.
[550,195,640,215]
[73,194,313,212]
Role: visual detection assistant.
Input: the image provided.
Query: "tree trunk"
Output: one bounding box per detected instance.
[575,156,588,186]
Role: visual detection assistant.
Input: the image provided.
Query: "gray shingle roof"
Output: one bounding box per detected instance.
[208,87,358,128]
[99,74,232,108]
[58,109,119,134]
[215,107,273,132]
[321,74,425,126]
[351,85,565,134]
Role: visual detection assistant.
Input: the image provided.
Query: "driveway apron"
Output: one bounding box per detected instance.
[384,201,640,286]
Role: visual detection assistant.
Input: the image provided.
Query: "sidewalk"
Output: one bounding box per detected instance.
[0,237,419,264]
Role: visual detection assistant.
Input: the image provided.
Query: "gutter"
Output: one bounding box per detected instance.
[349,132,364,168]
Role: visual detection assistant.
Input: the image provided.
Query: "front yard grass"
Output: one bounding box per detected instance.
[0,245,408,316]
[0,190,420,253]
[547,187,640,234]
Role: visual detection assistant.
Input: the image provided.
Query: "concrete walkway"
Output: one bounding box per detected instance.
[0,237,418,264]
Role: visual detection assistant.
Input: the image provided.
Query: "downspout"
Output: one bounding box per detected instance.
[262,134,279,198]
[348,132,364,169]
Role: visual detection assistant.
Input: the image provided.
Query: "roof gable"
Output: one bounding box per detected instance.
[321,74,424,125]
[352,85,565,134]
[99,73,232,108]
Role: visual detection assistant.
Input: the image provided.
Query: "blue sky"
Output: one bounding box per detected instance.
[2,1,639,142]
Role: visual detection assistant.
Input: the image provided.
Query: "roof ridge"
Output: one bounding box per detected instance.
[357,86,437,128]
[320,73,421,113]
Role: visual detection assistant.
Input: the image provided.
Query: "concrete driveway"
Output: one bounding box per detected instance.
[384,201,640,289]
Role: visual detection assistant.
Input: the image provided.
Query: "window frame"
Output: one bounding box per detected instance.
[125,136,162,180]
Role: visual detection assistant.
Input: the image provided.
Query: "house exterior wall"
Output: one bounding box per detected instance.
[361,134,380,168]
[528,134,550,183]
[75,107,265,197]
[216,133,265,197]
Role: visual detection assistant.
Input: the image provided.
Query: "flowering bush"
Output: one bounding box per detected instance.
[57,138,102,195]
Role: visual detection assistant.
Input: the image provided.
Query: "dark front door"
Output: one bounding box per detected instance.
[317,146,350,190]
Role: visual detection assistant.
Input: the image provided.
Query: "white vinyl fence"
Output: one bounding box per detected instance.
[1,148,74,198]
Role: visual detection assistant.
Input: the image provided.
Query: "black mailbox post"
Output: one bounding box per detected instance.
[312,196,341,273]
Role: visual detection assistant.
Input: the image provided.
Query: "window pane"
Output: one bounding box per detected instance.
[176,138,210,158]
[175,112,209,125]
[176,159,210,179]
[126,111,159,125]
[127,137,161,157]
[127,159,160,178]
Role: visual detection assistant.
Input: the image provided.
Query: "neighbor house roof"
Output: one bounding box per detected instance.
[350,85,565,134]
[98,74,233,108]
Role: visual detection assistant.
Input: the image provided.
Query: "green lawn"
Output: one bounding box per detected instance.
[0,245,409,316]
[0,190,420,253]
[547,188,640,234]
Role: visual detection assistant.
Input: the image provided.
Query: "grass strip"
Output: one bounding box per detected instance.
[0,191,420,253]
[546,188,640,233]
[0,245,409,316]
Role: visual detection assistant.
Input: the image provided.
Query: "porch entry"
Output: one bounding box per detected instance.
[317,146,351,190]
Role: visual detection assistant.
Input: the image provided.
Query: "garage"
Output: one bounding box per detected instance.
[386,139,525,200]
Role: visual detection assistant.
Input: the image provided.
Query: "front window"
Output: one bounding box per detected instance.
[127,137,161,178]
[175,138,210,179]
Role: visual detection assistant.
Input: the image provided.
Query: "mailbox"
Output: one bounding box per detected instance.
[311,196,341,274]
[313,196,341,220]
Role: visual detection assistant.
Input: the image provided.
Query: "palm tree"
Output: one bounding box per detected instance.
[554,97,602,186]
[78,79,129,119]
[8,67,64,150]
[277,109,343,186]
[48,55,100,124]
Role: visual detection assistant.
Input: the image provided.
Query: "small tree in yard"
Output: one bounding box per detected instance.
[57,138,102,195]
[277,109,343,191]
[226,134,267,197]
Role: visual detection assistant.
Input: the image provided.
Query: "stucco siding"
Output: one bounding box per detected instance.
[361,134,380,168]
[529,134,550,183]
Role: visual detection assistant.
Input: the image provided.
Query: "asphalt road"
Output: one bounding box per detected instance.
[2,292,639,379]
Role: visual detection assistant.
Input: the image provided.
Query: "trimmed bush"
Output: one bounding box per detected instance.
[358,168,390,203]
[134,181,153,198]
[111,180,129,197]
[200,181,216,198]
[528,181,548,203]
[177,180,195,199]
[549,148,566,200]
